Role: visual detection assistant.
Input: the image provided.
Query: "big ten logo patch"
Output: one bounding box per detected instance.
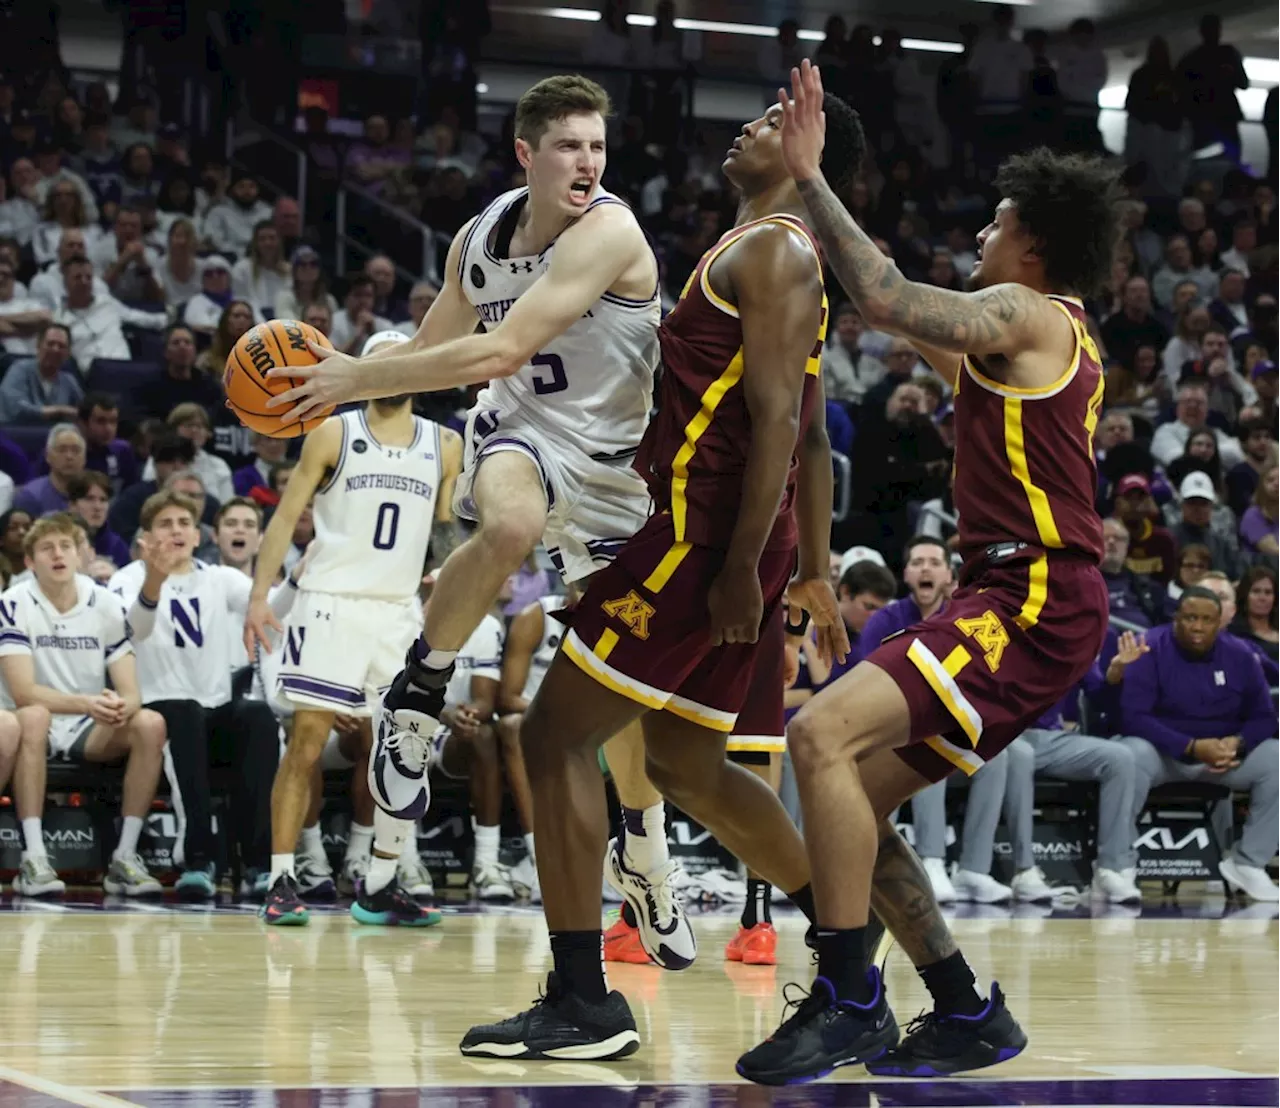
[602,590,655,640]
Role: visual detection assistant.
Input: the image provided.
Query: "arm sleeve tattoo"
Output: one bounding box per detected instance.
[795,176,1035,354]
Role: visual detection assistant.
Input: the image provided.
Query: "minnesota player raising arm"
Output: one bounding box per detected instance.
[776,60,1100,391]
[265,186,654,422]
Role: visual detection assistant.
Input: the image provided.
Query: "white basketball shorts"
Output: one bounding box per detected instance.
[455,405,651,584]
[48,713,96,760]
[277,591,423,717]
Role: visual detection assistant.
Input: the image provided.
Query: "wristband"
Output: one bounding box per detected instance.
[784,609,810,637]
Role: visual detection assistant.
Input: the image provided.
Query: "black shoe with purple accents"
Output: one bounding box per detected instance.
[735,969,899,1086]
[865,983,1027,1077]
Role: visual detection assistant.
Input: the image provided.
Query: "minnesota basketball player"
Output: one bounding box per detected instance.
[735,61,1119,1086]
[454,93,867,1061]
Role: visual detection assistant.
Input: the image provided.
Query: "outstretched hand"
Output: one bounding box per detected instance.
[777,59,827,183]
[264,340,361,426]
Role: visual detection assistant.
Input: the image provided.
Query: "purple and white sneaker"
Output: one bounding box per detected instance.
[602,837,696,971]
[865,983,1026,1077]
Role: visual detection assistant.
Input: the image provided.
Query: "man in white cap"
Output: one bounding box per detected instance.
[245,328,464,927]
[183,256,263,335]
[1171,471,1241,577]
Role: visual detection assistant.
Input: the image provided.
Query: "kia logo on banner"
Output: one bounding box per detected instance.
[666,806,739,876]
[1136,815,1219,881]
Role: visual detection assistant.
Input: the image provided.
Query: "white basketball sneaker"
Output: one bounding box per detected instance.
[371,651,449,819]
[397,854,435,901]
[923,857,957,902]
[951,868,1014,904]
[472,861,515,902]
[1011,865,1055,903]
[12,855,65,897]
[603,837,697,971]
[509,854,541,903]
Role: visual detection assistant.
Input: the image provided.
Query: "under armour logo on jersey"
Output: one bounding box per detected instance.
[602,590,656,640]
[510,261,533,274]
[313,610,332,621]
[1215,671,1226,686]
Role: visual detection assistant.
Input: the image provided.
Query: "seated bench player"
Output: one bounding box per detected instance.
[0,513,167,895]
[110,489,296,899]
[429,599,513,903]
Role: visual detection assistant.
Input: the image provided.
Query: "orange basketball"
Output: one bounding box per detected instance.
[224,319,336,439]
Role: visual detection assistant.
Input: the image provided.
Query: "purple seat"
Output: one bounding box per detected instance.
[0,431,32,483]
[0,424,53,463]
[85,360,163,419]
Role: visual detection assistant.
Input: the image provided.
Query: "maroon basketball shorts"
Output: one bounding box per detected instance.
[564,512,794,734]
[865,547,1108,784]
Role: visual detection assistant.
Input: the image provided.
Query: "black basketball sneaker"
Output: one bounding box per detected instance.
[260,873,309,926]
[736,969,899,1086]
[866,983,1027,1077]
[459,972,640,1061]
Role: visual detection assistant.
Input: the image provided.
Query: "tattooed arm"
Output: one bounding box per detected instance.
[795,174,1053,359]
[778,60,1067,386]
[430,427,465,567]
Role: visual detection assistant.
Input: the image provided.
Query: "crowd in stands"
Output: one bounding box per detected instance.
[0,2,1273,901]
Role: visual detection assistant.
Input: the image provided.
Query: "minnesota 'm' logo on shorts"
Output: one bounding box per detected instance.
[602,590,655,640]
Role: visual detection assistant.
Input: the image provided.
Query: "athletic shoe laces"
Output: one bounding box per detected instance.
[385,728,431,773]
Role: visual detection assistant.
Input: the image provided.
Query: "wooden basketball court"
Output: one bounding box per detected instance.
[0,898,1274,1107]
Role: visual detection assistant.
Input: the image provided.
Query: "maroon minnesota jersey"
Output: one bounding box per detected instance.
[952,295,1106,563]
[635,214,827,552]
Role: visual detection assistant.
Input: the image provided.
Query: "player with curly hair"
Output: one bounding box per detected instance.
[734,61,1122,1087]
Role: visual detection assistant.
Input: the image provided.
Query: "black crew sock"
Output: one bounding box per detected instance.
[918,950,985,1016]
[549,930,608,1003]
[786,882,817,925]
[816,927,873,1004]
[741,878,773,929]
[621,901,638,928]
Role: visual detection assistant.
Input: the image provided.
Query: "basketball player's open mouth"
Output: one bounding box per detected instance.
[569,180,593,204]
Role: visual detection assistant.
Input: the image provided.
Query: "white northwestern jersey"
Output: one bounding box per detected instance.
[522,594,567,703]
[444,614,504,711]
[0,576,131,706]
[458,186,660,457]
[109,559,257,709]
[300,408,442,601]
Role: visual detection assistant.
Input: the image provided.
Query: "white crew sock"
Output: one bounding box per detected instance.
[346,822,374,862]
[523,832,535,861]
[114,815,144,861]
[474,823,500,870]
[21,817,46,860]
[298,823,324,861]
[623,803,669,874]
[365,854,398,895]
[270,853,295,883]
[367,807,412,894]
[399,820,422,864]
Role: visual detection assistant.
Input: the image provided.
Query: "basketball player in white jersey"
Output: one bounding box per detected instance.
[0,514,168,896]
[266,75,696,968]
[495,584,583,903]
[110,490,297,900]
[429,605,511,900]
[246,330,461,927]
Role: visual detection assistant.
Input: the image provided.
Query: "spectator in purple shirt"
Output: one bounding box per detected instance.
[76,392,139,493]
[66,470,130,570]
[1239,464,1278,561]
[1120,587,1278,902]
[13,423,86,516]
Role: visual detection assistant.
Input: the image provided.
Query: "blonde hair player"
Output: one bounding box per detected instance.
[246,329,460,927]
[262,76,695,965]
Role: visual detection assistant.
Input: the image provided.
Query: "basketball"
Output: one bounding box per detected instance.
[224,319,335,438]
